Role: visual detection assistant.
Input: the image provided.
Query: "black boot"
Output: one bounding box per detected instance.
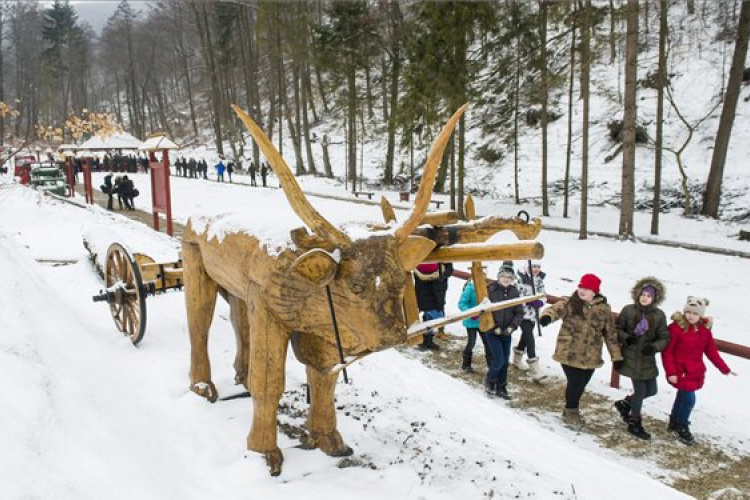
[495,383,511,400]
[676,424,695,445]
[614,399,631,424]
[461,353,474,373]
[627,417,651,440]
[667,414,677,432]
[419,334,440,351]
[485,379,497,397]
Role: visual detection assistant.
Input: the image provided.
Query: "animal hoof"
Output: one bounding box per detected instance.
[191,381,218,403]
[314,431,353,457]
[265,449,284,476]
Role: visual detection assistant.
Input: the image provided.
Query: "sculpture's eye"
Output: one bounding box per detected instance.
[351,282,365,294]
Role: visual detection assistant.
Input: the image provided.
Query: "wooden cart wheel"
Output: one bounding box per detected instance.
[105,243,147,345]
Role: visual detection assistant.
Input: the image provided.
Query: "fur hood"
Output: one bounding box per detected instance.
[630,276,666,306]
[670,311,714,330]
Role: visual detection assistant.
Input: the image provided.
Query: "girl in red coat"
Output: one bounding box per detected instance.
[662,297,736,445]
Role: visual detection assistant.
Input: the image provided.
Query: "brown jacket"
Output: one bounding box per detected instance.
[542,295,623,369]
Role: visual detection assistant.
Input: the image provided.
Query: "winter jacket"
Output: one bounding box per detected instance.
[516,268,546,321]
[616,277,670,380]
[216,162,226,175]
[414,263,453,312]
[542,294,622,370]
[458,281,480,329]
[661,313,730,392]
[484,281,523,333]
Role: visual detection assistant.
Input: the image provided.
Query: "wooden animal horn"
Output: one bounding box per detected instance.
[394,103,468,242]
[232,104,351,246]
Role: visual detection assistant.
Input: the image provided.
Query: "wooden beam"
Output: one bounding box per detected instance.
[425,241,544,263]
[412,216,542,245]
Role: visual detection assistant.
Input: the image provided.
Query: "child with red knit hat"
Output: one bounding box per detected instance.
[539,273,623,429]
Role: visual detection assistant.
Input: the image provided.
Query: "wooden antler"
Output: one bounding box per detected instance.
[394,103,468,242]
[232,104,351,246]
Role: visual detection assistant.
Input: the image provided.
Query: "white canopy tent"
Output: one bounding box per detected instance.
[139,134,179,151]
[78,131,143,151]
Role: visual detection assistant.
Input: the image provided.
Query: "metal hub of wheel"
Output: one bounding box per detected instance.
[104,243,147,345]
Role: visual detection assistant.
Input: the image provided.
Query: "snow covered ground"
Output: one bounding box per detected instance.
[2,172,746,499]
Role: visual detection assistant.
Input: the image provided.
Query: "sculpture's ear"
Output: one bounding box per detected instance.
[398,235,437,271]
[292,248,339,287]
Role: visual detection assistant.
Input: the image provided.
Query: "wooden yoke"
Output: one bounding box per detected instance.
[464,195,494,332]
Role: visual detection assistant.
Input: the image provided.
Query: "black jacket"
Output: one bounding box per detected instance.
[485,282,524,332]
[414,263,453,312]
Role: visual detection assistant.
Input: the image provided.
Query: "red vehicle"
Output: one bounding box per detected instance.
[14,155,37,185]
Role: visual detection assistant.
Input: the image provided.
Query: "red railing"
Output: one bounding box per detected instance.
[450,269,749,388]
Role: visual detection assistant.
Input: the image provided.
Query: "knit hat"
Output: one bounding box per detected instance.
[415,263,440,281]
[641,285,658,301]
[577,273,601,294]
[684,296,709,317]
[497,261,515,280]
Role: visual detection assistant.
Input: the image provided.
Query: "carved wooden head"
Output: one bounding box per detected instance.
[232,104,467,353]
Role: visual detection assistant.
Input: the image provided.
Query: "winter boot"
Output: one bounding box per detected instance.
[667,414,677,433]
[419,334,440,351]
[676,424,695,445]
[512,348,528,371]
[526,357,547,383]
[495,383,511,400]
[614,399,632,424]
[562,408,585,429]
[627,416,651,440]
[461,353,474,373]
[485,379,497,397]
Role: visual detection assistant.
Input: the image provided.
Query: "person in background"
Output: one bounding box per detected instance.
[118,175,138,210]
[538,273,623,429]
[484,261,523,400]
[614,277,669,440]
[261,161,268,187]
[414,262,453,351]
[215,158,226,182]
[661,297,737,445]
[458,279,492,373]
[227,160,235,183]
[101,172,114,210]
[513,261,547,383]
[248,160,257,186]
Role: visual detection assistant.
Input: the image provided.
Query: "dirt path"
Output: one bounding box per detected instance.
[401,335,749,500]
[74,184,186,238]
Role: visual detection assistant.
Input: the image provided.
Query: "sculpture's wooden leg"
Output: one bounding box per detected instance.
[302,366,353,457]
[228,294,249,388]
[183,241,219,402]
[245,286,290,476]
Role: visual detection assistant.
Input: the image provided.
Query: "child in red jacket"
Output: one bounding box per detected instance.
[662,297,737,445]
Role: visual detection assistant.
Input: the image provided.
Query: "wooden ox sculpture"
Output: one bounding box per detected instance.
[183,103,543,476]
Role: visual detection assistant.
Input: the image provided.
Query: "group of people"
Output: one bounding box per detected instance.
[101,173,139,211]
[418,259,736,446]
[172,157,271,187]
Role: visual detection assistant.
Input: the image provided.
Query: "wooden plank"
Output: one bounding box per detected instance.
[425,241,544,262]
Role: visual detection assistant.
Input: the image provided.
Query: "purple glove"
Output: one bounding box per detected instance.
[634,316,649,336]
[529,300,544,310]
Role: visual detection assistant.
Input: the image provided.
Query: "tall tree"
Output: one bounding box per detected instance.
[539,0,550,216]
[651,0,668,235]
[702,0,750,218]
[619,0,638,239]
[579,0,592,240]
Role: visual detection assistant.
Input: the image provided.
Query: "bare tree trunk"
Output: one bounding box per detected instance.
[702,0,750,217]
[322,133,333,177]
[564,18,576,219]
[384,0,403,185]
[540,1,550,216]
[193,1,224,155]
[610,0,617,63]
[619,0,638,239]
[458,114,465,219]
[580,0,592,240]
[347,64,357,192]
[364,62,374,120]
[513,53,521,205]
[651,0,668,235]
[291,63,305,175]
[301,62,317,174]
